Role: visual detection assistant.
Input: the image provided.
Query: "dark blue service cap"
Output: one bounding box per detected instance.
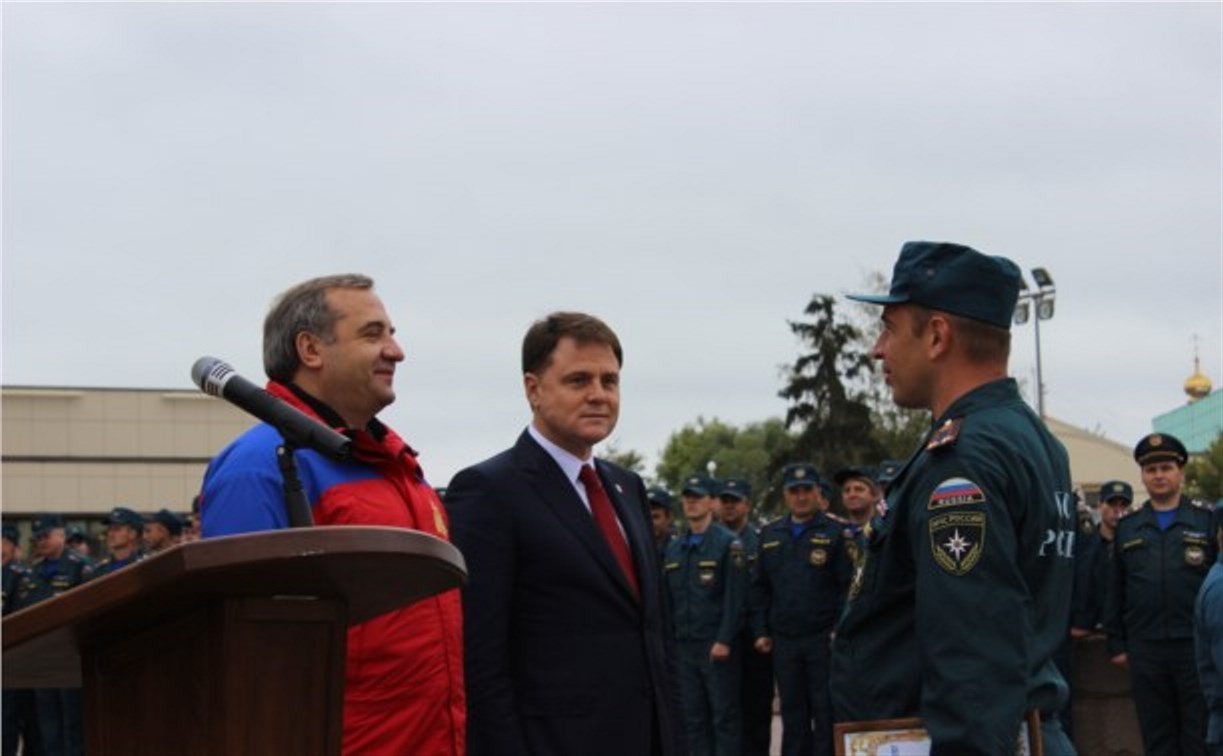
[834,466,877,487]
[782,463,821,490]
[149,509,184,536]
[2,523,18,545]
[681,474,717,497]
[104,507,144,531]
[646,486,673,509]
[847,241,1021,330]
[719,478,752,500]
[876,460,904,485]
[31,513,64,536]
[65,525,87,543]
[1099,480,1133,504]
[1134,433,1188,467]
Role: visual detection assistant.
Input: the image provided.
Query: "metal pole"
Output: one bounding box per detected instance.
[1033,296,1045,418]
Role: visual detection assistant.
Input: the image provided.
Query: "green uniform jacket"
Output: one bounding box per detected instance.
[831,378,1075,755]
[663,523,748,645]
[1104,495,1216,655]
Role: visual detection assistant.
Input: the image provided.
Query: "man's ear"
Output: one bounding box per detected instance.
[296,331,325,370]
[523,372,540,412]
[927,314,953,361]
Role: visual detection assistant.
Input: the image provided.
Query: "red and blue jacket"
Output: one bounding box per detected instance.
[201,381,465,755]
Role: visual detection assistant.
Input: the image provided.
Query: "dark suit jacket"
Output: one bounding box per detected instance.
[446,430,683,756]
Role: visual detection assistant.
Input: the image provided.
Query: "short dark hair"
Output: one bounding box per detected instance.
[909,305,1010,364]
[522,312,623,375]
[263,274,374,383]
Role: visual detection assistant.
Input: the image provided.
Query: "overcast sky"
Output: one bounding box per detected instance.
[3,2,1220,485]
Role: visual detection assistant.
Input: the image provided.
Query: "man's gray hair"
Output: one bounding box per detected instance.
[263,274,374,383]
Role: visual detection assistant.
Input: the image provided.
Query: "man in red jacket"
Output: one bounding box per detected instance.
[201,274,465,755]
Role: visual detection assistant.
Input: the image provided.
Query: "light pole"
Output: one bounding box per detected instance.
[1013,268,1056,418]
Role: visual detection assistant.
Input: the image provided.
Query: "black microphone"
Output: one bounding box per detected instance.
[191,356,352,461]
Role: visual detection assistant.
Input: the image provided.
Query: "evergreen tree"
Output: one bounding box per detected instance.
[777,294,881,478]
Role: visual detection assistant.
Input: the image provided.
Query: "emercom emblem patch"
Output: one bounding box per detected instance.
[930,511,986,576]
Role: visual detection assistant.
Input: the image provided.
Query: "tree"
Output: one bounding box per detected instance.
[1186,433,1223,502]
[599,439,647,476]
[654,417,795,520]
[777,294,882,478]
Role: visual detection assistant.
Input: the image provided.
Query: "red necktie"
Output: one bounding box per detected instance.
[579,465,640,599]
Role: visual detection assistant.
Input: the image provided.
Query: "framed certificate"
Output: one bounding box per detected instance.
[833,711,1042,756]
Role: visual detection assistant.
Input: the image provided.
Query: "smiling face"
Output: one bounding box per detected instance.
[299,287,405,428]
[841,478,878,518]
[524,336,620,459]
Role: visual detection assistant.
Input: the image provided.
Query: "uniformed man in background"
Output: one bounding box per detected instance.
[876,459,903,493]
[718,477,773,756]
[665,473,748,756]
[143,509,184,553]
[65,526,92,560]
[21,513,92,756]
[1071,480,1131,636]
[1106,433,1213,756]
[831,241,1077,754]
[753,463,851,756]
[90,507,147,578]
[2,523,40,756]
[649,486,677,562]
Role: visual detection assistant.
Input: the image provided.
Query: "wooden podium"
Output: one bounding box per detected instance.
[2,526,467,755]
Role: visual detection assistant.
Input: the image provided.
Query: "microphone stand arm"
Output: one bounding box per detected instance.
[276,441,315,528]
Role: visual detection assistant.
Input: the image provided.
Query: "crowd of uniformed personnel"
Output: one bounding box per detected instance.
[644,427,1220,756]
[1,505,195,756]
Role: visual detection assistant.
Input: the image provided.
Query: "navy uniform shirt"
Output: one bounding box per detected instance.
[17,549,93,607]
[1071,527,1112,632]
[87,550,147,580]
[831,378,1075,755]
[752,512,852,639]
[663,523,748,645]
[730,523,764,637]
[2,560,31,615]
[1104,495,1216,654]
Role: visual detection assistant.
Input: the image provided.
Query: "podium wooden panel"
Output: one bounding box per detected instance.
[2,526,467,755]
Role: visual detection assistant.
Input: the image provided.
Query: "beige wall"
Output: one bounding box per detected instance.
[1045,416,1145,504]
[2,387,256,515]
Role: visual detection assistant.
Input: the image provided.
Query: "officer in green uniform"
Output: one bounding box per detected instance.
[20,513,92,756]
[664,473,748,756]
[1105,433,1213,756]
[2,523,40,756]
[88,507,147,578]
[649,486,677,563]
[831,241,1077,755]
[1,523,27,616]
[753,463,851,756]
[718,477,773,756]
[1072,480,1131,636]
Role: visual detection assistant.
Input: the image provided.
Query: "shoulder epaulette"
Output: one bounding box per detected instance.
[763,516,786,530]
[825,512,848,525]
[1120,501,1146,519]
[926,417,964,451]
[1191,498,1213,512]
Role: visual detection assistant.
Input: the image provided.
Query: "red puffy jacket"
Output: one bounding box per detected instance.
[202,382,465,755]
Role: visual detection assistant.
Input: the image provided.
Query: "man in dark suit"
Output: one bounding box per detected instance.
[446,311,683,756]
